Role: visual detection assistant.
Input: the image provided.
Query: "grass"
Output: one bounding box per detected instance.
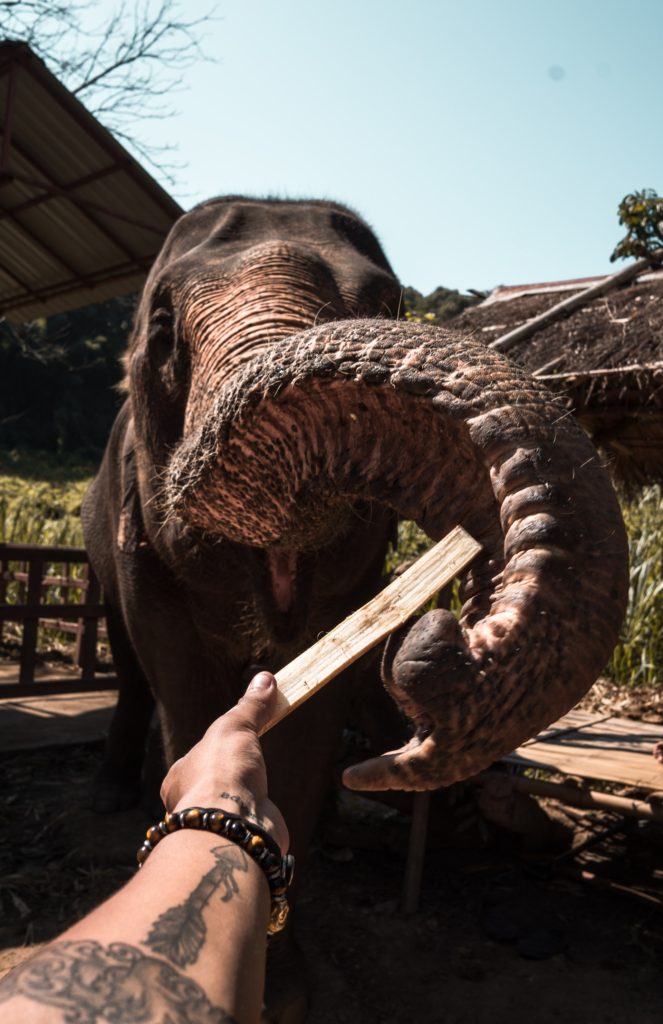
[0,451,95,547]
[0,453,98,658]
[605,485,663,688]
[1,453,661,690]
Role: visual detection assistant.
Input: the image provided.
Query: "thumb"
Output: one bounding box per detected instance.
[234,671,278,732]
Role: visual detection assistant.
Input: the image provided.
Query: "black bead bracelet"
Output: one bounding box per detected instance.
[137,806,295,935]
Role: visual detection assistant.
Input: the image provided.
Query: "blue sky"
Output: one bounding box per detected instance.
[80,1,663,293]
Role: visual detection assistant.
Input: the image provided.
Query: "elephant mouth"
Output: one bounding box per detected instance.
[250,547,311,645]
[165,318,629,788]
[268,548,298,613]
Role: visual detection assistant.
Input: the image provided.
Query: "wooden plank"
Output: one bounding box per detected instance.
[19,556,42,685]
[260,526,482,734]
[0,676,117,699]
[506,717,663,790]
[39,619,108,636]
[7,572,89,587]
[0,690,117,750]
[588,716,663,742]
[0,542,88,560]
[520,710,612,745]
[1,603,107,620]
[78,565,101,675]
[0,551,7,642]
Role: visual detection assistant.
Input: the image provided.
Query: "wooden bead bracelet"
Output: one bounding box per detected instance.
[136,806,295,935]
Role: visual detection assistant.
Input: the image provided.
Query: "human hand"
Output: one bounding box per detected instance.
[160,672,289,854]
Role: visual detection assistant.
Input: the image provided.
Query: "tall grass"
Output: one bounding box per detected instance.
[388,492,663,690]
[0,455,97,658]
[0,452,93,547]
[1,455,661,689]
[606,485,663,688]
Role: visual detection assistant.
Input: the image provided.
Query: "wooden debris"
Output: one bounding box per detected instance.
[259,526,481,735]
[477,772,663,823]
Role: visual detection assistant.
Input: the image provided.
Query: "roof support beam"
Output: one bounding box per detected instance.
[0,61,17,176]
[2,138,147,272]
[3,257,152,315]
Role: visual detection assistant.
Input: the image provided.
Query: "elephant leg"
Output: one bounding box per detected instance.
[94,602,155,813]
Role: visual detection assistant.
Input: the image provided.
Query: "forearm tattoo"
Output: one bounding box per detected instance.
[0,940,236,1023]
[145,843,249,968]
[218,792,265,828]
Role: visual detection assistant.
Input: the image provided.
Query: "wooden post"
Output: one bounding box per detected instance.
[401,791,431,914]
[0,549,7,643]
[260,526,482,735]
[477,771,663,822]
[19,555,43,686]
[78,565,101,680]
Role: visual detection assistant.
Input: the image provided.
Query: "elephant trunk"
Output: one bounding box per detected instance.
[166,319,629,789]
[182,242,350,434]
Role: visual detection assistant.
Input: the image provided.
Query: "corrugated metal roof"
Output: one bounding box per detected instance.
[0,41,183,324]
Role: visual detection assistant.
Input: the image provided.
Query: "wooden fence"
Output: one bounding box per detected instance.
[0,543,116,698]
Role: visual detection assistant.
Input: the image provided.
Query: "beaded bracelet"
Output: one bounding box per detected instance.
[136,806,295,935]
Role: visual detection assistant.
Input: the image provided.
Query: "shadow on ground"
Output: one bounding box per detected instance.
[1,741,663,1024]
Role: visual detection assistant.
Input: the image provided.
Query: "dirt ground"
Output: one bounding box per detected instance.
[1,735,663,1024]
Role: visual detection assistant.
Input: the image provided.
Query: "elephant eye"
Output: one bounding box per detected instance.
[148,306,174,368]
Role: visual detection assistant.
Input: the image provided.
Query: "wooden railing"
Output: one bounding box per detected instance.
[0,543,116,698]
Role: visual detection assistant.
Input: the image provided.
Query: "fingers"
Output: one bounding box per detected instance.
[342,736,442,792]
[224,671,278,735]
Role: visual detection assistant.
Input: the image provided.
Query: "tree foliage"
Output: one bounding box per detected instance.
[0,296,134,455]
[1,0,214,181]
[402,285,481,325]
[611,189,663,263]
[0,282,483,458]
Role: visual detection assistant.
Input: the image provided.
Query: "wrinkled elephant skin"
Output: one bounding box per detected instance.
[83,197,628,1018]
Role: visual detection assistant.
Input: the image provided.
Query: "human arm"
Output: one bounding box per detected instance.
[0,671,288,1024]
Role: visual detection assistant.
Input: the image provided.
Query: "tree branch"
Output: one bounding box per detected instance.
[1,0,217,184]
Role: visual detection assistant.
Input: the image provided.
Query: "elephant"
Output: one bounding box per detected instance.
[82,196,629,1019]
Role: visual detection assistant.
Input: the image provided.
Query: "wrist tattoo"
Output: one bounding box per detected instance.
[218,792,265,827]
[0,939,236,1023]
[145,843,249,968]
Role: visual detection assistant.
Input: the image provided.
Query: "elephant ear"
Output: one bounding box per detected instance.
[166,319,629,790]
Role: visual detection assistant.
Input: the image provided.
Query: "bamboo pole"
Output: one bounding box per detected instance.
[489,252,663,355]
[476,771,663,822]
[537,360,663,382]
[259,525,482,735]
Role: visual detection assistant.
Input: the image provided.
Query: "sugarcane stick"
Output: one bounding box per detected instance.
[259,525,482,735]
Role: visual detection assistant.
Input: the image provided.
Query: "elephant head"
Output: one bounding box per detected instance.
[126,197,629,791]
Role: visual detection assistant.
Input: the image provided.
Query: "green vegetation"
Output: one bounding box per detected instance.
[606,485,663,687]
[403,285,481,324]
[1,283,661,692]
[389,496,663,691]
[0,451,94,547]
[611,188,663,262]
[0,296,133,456]
[1,462,662,689]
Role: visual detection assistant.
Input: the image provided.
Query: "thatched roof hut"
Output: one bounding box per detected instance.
[449,270,663,485]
